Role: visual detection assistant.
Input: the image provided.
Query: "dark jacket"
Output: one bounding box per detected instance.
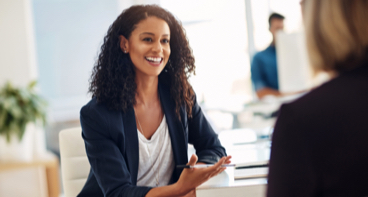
[267,62,368,197]
[78,82,226,197]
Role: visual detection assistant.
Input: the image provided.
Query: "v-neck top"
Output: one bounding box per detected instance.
[136,115,174,187]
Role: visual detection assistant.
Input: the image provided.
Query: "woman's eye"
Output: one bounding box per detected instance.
[143,38,152,42]
[162,39,170,44]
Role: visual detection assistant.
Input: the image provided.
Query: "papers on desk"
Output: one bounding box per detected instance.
[196,161,269,197]
[235,167,268,180]
[234,160,269,180]
[196,167,267,197]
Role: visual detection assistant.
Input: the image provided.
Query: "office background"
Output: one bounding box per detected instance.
[0,0,302,196]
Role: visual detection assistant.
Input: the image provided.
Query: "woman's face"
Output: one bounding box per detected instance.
[121,16,171,78]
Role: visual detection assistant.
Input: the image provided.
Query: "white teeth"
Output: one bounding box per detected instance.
[146,57,162,63]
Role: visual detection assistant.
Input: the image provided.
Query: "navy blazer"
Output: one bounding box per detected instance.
[267,62,368,196]
[78,82,226,197]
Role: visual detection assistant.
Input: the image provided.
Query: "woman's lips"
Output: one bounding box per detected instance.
[145,57,163,66]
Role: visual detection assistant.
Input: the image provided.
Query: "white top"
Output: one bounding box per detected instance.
[136,115,175,187]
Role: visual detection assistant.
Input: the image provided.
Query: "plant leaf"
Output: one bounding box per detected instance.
[0,80,48,142]
[28,80,37,90]
[0,107,7,129]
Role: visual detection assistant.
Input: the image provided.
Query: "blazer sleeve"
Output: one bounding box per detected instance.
[187,95,227,164]
[80,103,152,197]
[267,104,318,197]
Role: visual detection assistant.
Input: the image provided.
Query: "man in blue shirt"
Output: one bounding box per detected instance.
[251,13,285,99]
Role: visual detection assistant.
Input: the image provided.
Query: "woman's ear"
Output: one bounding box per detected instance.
[119,35,129,53]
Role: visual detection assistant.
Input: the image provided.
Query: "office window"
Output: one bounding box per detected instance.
[32,0,120,121]
[161,0,253,111]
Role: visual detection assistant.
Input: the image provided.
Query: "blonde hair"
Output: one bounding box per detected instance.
[304,0,368,72]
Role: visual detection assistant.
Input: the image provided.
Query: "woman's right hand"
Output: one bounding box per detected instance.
[145,154,231,197]
[175,154,232,195]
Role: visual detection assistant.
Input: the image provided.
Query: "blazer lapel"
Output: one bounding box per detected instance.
[122,83,188,184]
[158,83,188,181]
[122,105,139,185]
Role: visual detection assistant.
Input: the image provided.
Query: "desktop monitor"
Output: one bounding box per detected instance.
[276,31,312,93]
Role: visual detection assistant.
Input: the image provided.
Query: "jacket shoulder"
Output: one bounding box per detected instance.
[80,98,124,135]
[81,98,121,117]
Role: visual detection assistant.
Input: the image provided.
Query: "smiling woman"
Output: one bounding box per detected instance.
[119,16,171,79]
[78,5,231,197]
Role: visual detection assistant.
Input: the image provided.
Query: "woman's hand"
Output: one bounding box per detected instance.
[175,154,232,195]
[145,154,232,197]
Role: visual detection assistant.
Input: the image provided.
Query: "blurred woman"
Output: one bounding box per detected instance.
[79,5,230,197]
[267,0,368,196]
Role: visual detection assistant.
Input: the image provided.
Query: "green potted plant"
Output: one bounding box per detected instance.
[0,81,47,161]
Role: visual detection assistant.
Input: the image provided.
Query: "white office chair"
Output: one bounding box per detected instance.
[59,127,90,197]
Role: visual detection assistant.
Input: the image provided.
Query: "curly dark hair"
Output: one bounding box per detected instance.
[89,4,196,118]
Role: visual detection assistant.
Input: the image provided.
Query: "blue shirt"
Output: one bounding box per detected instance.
[251,45,279,91]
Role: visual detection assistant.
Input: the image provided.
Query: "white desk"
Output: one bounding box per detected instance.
[226,140,270,165]
[196,168,267,197]
[197,179,267,197]
[196,140,271,197]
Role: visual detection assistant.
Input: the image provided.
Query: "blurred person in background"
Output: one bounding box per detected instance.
[251,13,284,99]
[79,5,231,197]
[267,0,368,196]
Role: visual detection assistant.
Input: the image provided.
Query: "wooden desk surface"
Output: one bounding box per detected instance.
[0,152,57,170]
[0,152,60,197]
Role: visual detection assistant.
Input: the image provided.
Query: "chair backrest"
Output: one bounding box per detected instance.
[59,127,90,197]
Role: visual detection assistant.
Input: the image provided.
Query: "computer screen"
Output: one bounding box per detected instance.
[276,31,312,93]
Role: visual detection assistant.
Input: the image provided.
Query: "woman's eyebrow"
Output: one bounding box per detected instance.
[139,32,170,36]
[140,32,154,36]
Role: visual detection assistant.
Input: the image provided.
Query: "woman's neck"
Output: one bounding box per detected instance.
[135,75,159,107]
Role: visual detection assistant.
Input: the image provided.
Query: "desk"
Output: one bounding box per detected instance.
[197,168,267,197]
[0,152,60,197]
[227,139,270,165]
[197,178,267,197]
[196,139,271,197]
[202,102,278,138]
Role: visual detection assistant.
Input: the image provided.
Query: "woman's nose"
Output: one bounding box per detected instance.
[152,41,163,52]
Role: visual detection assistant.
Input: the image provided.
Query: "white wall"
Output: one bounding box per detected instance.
[0,0,38,87]
[32,0,121,122]
[31,0,162,122]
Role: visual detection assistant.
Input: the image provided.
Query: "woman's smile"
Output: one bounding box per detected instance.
[145,56,163,67]
[120,16,171,77]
